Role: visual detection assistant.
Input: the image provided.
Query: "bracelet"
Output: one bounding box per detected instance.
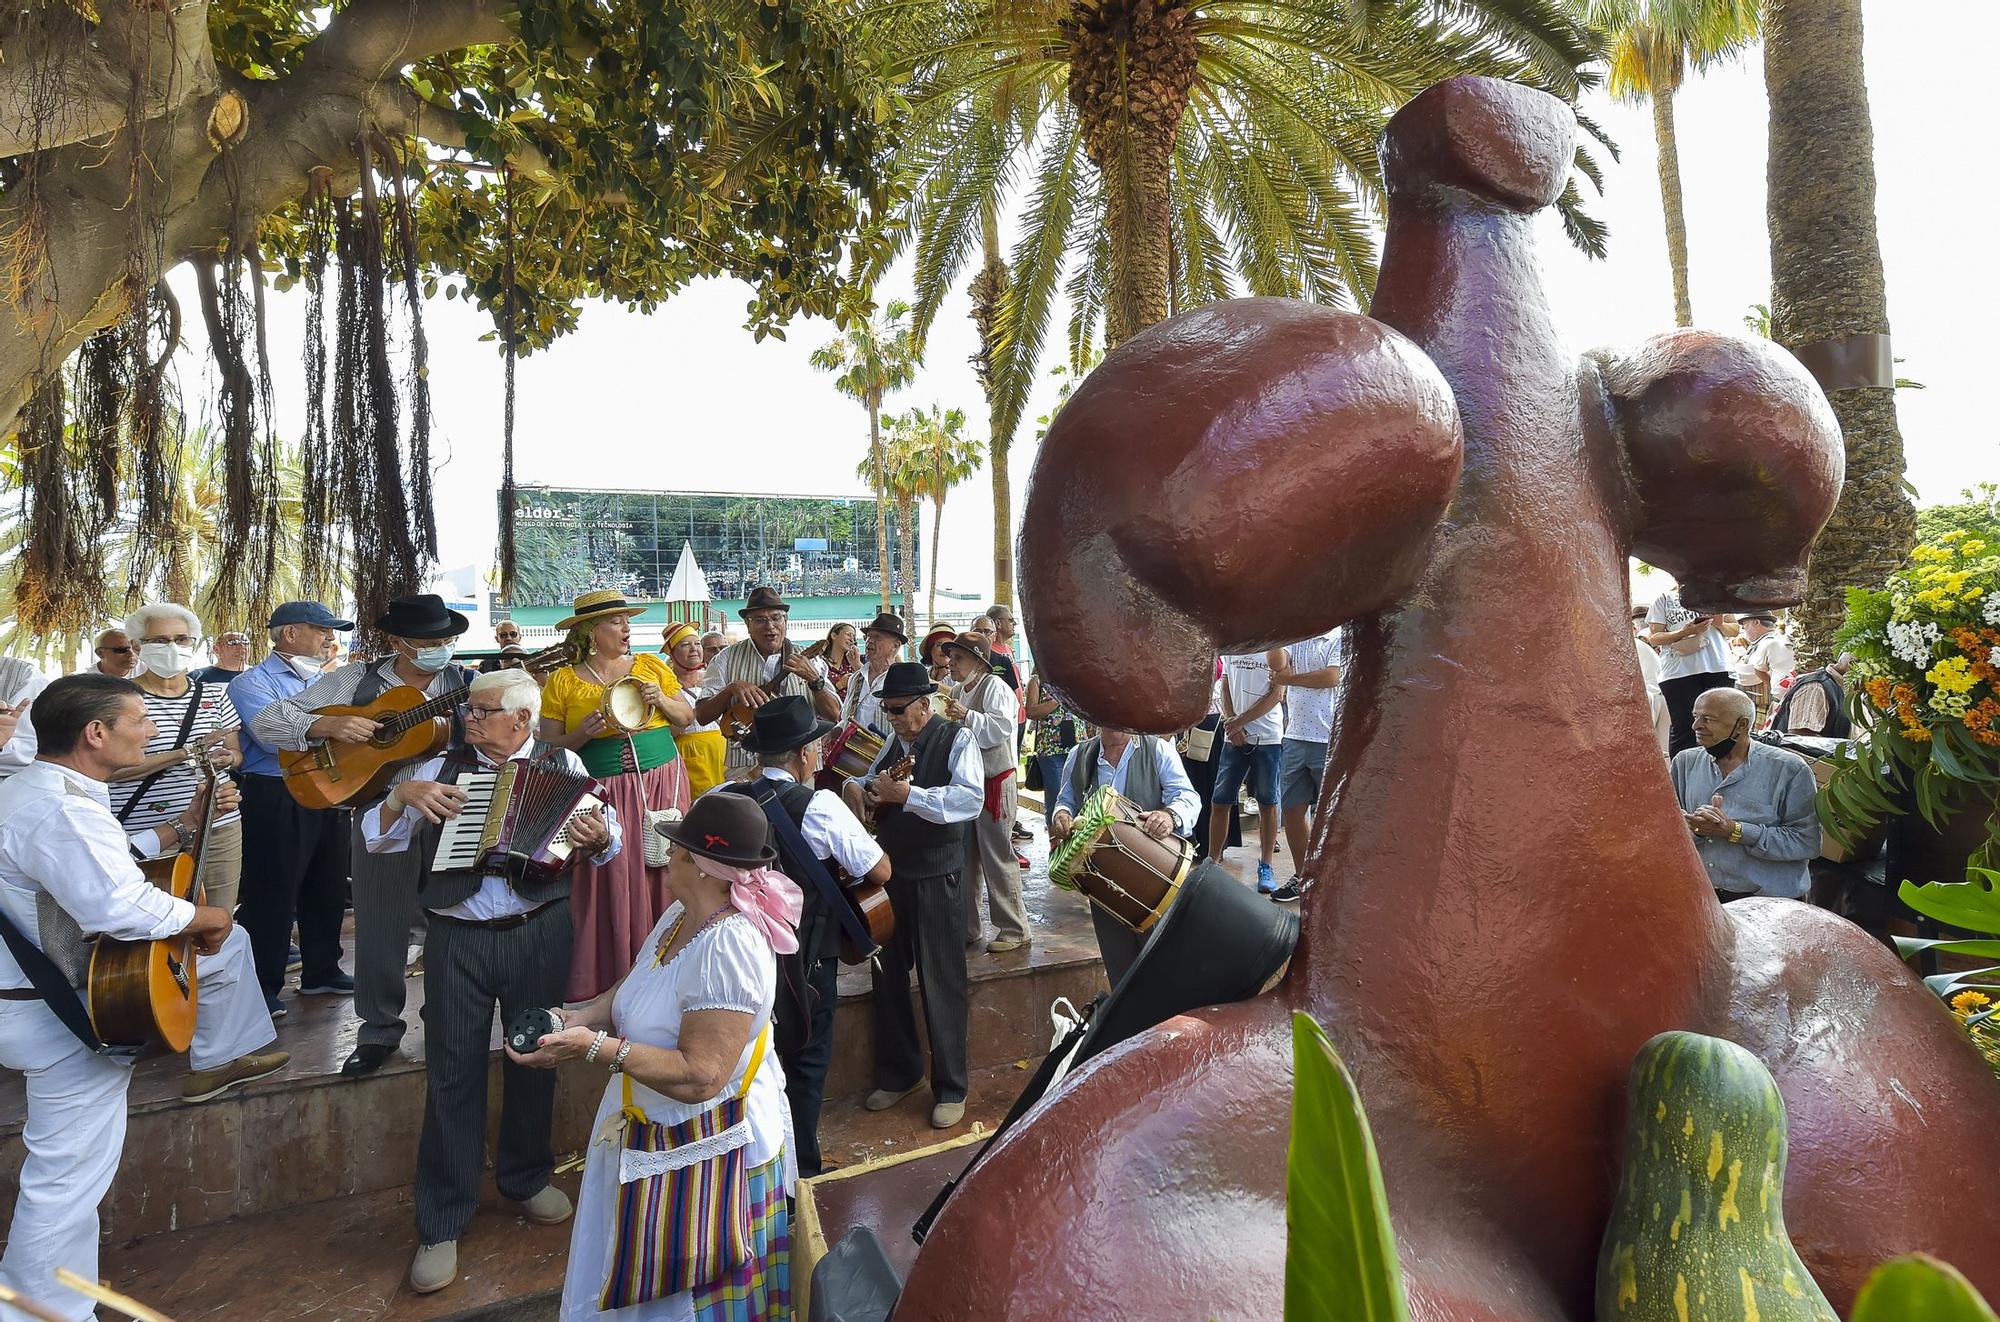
[585,1029,609,1064]
[610,1039,634,1074]
[1727,822,1744,845]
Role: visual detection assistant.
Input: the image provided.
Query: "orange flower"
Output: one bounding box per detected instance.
[1975,728,2000,747]
[1865,676,1895,709]
[1954,627,1984,653]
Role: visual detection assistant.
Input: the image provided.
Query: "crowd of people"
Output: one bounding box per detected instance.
[1,578,1875,1319]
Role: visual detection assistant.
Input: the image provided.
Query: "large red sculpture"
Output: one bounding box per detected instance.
[898,77,2000,1319]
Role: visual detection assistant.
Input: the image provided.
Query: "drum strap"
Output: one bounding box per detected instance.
[739,782,874,957]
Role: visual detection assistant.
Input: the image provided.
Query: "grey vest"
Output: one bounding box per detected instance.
[412,739,575,911]
[1066,736,1166,815]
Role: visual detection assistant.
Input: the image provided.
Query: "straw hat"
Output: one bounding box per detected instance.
[557,590,647,631]
[661,621,701,652]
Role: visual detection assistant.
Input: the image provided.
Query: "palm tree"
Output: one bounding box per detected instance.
[860,428,924,631]
[1763,0,1912,662]
[895,404,985,625]
[812,301,920,611]
[876,0,1607,456]
[0,425,309,667]
[1585,0,1760,326]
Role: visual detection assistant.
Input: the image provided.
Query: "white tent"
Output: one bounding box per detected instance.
[664,541,711,603]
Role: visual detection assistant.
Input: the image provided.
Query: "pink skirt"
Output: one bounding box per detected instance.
[566,759,691,1001]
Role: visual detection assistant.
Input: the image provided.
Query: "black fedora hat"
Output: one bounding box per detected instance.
[739,585,791,618]
[654,792,777,865]
[862,611,908,643]
[376,593,470,640]
[739,694,838,754]
[878,660,937,701]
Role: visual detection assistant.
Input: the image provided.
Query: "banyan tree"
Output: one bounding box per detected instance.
[0,0,892,640]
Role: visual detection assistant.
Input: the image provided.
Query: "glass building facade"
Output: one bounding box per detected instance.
[505,486,916,607]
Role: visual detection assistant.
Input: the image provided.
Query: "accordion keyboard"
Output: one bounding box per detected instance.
[432,772,499,873]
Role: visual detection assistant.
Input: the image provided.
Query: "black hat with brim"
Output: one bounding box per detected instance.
[653,791,778,865]
[738,694,839,754]
[375,593,470,640]
[877,660,937,701]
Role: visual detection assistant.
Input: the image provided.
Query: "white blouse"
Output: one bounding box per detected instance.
[561,903,791,1322]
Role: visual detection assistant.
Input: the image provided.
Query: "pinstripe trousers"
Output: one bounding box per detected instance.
[350,814,426,1047]
[415,901,573,1246]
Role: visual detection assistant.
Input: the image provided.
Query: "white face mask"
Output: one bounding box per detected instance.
[410,642,456,673]
[287,652,326,680]
[138,642,196,678]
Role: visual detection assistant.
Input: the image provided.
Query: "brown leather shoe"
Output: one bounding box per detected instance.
[181,1050,290,1103]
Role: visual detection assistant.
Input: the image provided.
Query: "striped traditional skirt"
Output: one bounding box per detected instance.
[690,1154,790,1322]
[566,757,691,1002]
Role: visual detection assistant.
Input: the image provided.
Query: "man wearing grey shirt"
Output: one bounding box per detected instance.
[1670,687,1819,901]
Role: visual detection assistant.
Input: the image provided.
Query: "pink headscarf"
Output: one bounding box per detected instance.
[691,853,803,956]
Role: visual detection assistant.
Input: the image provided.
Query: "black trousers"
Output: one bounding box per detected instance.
[871,869,969,1104]
[775,949,840,1178]
[236,774,350,996]
[415,902,572,1245]
[1660,670,1735,755]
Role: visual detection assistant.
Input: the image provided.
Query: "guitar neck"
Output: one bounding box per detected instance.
[382,680,472,735]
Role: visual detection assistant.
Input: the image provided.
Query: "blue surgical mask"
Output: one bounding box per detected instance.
[411,643,456,673]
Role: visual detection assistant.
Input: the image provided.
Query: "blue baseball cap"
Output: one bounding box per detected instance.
[268,601,355,630]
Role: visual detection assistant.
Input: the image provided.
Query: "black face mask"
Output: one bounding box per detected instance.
[1704,726,1743,762]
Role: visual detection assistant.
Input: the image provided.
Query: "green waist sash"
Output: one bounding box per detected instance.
[579,724,680,778]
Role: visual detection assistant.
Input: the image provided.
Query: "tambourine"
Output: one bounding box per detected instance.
[600,675,651,734]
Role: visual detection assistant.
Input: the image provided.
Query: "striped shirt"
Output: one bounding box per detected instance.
[107,681,242,836]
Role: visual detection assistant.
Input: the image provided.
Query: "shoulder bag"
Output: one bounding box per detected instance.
[599,1024,771,1308]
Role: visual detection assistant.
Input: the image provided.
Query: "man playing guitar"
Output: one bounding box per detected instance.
[691,586,841,782]
[247,594,475,1076]
[0,675,284,1321]
[724,695,890,1177]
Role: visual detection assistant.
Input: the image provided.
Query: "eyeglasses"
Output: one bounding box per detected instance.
[138,634,199,648]
[458,704,509,721]
[883,699,923,717]
[217,636,249,646]
[100,645,134,655]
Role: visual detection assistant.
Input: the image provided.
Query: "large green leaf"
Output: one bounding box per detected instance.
[1850,1256,1999,1322]
[1899,873,2000,934]
[1286,1012,1409,1322]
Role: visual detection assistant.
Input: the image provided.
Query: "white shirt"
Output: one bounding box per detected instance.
[363,741,622,921]
[1748,631,1796,687]
[842,662,894,735]
[862,721,984,825]
[0,761,195,988]
[0,664,50,779]
[1223,653,1283,745]
[1281,632,1344,744]
[953,671,1020,776]
[754,768,884,878]
[1647,592,1733,681]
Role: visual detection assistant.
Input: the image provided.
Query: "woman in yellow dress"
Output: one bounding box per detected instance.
[540,590,695,1000]
[661,621,728,798]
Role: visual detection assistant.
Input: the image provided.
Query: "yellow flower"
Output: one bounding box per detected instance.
[1961,539,1988,555]
[1929,656,1979,694]
[1942,530,1968,541]
[1953,990,1993,1014]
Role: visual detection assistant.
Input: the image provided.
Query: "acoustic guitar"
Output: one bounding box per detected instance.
[87,748,224,1052]
[720,642,798,741]
[840,750,914,963]
[280,640,575,809]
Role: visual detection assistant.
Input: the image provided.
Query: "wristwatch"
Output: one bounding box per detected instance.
[610,1039,635,1074]
[1726,821,1745,845]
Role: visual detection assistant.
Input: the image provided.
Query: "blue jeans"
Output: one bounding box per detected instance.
[1211,740,1282,807]
[1035,752,1072,824]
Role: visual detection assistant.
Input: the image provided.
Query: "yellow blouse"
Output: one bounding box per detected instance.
[542,652,681,736]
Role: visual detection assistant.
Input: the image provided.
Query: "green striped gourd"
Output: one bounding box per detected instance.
[1596,1031,1836,1322]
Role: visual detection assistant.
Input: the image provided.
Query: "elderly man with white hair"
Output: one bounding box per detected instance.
[1670,686,1820,902]
[106,602,245,910]
[361,667,620,1296]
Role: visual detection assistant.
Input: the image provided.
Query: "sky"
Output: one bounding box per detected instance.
[173,0,2000,609]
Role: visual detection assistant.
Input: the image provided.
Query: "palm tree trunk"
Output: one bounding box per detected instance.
[1651,84,1694,328]
[1765,0,1913,664]
[868,397,890,611]
[897,495,917,636]
[1066,0,1197,345]
[929,494,945,626]
[971,211,1015,606]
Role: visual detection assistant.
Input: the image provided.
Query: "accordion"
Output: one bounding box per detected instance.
[431,757,607,880]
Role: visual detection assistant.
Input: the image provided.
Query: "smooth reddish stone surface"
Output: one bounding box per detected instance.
[898,75,2000,1320]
